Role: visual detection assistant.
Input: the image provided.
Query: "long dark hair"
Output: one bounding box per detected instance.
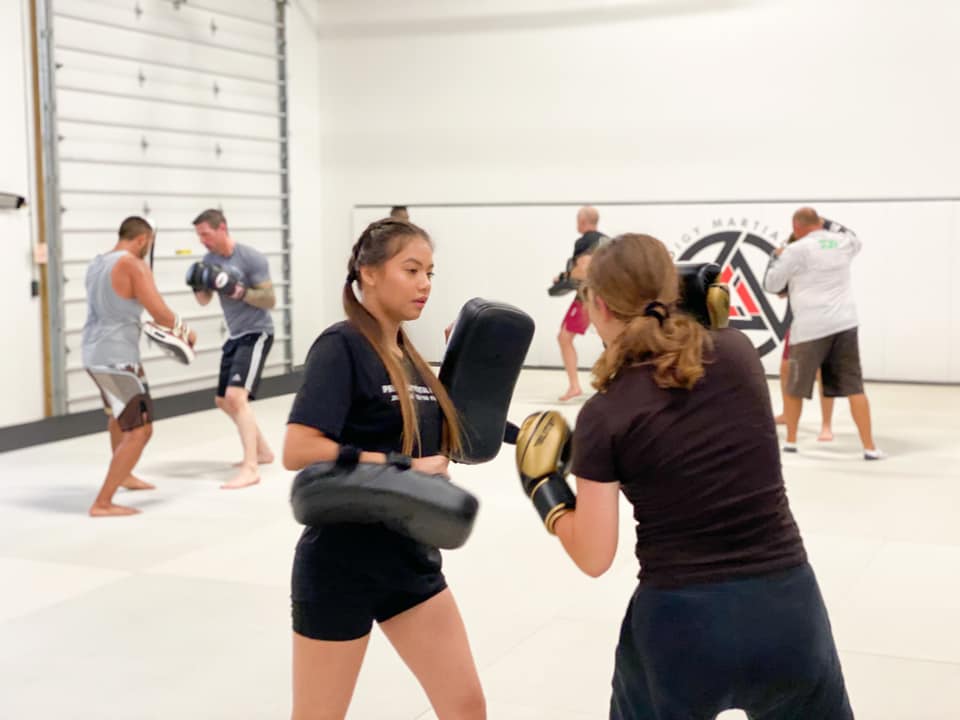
[586,233,712,392]
[344,219,463,456]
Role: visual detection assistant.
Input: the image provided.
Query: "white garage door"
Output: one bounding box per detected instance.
[36,0,292,414]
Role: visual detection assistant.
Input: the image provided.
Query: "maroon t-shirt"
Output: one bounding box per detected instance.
[571,328,807,588]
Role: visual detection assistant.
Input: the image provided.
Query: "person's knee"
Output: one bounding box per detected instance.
[124,425,150,447]
[557,329,572,345]
[439,685,486,720]
[223,388,249,415]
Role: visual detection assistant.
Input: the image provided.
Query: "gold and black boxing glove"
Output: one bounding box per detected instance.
[515,411,576,534]
[705,283,730,329]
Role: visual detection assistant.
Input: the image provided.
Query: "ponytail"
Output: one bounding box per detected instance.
[343,219,463,456]
[587,234,712,393]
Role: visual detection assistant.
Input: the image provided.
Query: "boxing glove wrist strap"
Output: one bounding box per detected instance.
[529,474,576,535]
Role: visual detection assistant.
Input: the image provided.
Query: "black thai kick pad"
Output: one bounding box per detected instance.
[440,298,536,464]
[290,461,479,550]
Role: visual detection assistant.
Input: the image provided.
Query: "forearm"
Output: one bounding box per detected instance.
[569,254,591,281]
[150,306,178,328]
[243,286,276,310]
[554,510,612,578]
[283,428,387,471]
[763,255,789,293]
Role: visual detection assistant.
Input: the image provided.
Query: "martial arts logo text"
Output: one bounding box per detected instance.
[670,218,790,358]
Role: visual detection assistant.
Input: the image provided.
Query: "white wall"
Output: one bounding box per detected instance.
[354,201,960,382]
[305,0,960,382]
[0,0,44,428]
[286,0,325,365]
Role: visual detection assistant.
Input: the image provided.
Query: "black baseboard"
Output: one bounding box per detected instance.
[3,366,955,454]
[0,370,304,454]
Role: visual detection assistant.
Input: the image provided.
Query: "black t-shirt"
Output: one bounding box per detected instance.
[287,321,444,597]
[571,328,807,588]
[572,230,608,260]
[288,321,441,456]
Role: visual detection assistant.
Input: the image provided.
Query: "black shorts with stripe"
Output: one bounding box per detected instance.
[217,332,273,400]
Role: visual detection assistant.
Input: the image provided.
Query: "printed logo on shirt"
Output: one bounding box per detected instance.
[381,383,438,404]
[231,374,242,382]
[670,217,791,358]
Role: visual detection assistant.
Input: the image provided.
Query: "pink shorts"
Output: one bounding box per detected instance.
[562,299,590,335]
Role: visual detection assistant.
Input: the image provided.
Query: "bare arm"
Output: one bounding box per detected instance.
[553,477,620,577]
[121,257,177,328]
[282,424,450,477]
[243,280,276,310]
[569,253,592,281]
[282,424,387,471]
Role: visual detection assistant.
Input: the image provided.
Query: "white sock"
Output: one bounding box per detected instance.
[782,442,798,453]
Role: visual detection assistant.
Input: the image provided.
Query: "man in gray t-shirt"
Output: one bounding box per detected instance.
[187,208,277,489]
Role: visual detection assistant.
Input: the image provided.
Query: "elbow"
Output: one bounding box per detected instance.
[282,442,304,471]
[579,557,614,578]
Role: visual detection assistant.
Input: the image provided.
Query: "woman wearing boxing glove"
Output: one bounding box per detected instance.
[541,233,852,719]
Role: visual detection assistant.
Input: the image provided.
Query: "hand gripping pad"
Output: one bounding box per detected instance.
[290,462,479,549]
[439,299,536,464]
[676,262,730,329]
[143,321,195,365]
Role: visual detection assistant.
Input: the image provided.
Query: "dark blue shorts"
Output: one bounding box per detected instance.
[611,563,853,720]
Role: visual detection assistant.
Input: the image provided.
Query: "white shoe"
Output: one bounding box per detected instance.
[864,448,887,461]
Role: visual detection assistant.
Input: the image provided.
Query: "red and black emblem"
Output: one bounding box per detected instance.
[678,230,790,357]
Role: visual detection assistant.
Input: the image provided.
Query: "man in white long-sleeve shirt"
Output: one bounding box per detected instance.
[763,207,883,460]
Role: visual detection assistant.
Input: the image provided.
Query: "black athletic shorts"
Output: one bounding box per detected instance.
[217,332,273,399]
[291,523,447,641]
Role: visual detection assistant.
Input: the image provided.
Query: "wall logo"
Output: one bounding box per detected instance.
[671,218,790,358]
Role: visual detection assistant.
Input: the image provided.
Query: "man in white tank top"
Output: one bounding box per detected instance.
[82,217,197,517]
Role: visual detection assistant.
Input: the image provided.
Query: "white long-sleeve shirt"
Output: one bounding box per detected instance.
[762,223,862,345]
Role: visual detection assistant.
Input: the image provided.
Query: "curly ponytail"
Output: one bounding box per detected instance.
[587,234,712,392]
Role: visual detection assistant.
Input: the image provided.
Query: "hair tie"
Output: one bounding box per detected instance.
[643,301,668,326]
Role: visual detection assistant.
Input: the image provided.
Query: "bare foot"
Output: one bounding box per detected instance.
[774,414,786,425]
[231,451,274,467]
[817,428,834,442]
[89,503,141,517]
[222,465,261,490]
[559,388,583,402]
[121,475,155,491]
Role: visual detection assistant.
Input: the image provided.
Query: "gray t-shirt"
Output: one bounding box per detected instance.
[203,243,274,338]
